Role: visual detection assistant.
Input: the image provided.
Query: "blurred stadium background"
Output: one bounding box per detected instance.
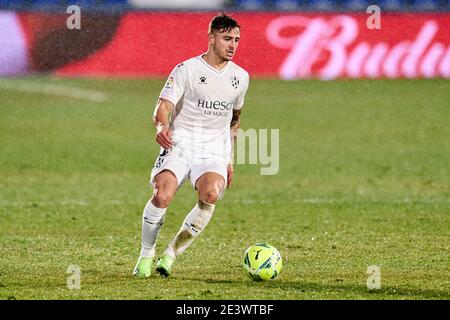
[0,0,449,11]
[0,0,449,78]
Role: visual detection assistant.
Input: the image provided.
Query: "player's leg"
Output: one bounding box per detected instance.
[133,170,178,278]
[134,149,189,278]
[163,173,224,259]
[156,167,226,277]
[142,170,178,256]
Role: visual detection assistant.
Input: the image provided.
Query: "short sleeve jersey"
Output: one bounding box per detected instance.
[159,55,249,163]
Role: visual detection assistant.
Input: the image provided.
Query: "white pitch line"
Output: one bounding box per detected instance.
[0,79,108,102]
[0,200,124,207]
[233,198,450,205]
[0,198,448,207]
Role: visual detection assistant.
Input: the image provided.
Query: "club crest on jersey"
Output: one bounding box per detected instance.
[231,76,239,89]
[165,76,174,89]
[199,76,207,84]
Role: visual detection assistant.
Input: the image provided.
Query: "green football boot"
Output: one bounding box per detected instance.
[133,256,153,278]
[155,254,175,277]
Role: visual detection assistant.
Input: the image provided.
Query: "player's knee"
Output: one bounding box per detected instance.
[152,190,173,208]
[199,189,220,204]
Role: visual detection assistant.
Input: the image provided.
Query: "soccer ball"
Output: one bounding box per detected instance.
[243,243,282,281]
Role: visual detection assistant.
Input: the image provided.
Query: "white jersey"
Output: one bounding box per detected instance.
[159,54,249,164]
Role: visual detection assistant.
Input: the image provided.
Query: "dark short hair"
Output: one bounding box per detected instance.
[209,12,240,34]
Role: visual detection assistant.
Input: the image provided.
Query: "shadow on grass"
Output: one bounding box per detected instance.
[2,271,448,300]
[177,275,450,299]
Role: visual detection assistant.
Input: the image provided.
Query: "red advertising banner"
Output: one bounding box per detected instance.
[5,11,450,79]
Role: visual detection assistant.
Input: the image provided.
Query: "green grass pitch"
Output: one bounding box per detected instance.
[0,77,449,299]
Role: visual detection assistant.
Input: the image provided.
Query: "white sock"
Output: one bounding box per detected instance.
[140,199,167,258]
[165,200,215,259]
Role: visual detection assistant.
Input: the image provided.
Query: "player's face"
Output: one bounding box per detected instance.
[211,28,240,61]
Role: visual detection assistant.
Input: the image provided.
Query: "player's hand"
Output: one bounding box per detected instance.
[227,164,234,189]
[156,125,172,150]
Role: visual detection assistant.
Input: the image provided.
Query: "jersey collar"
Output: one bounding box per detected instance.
[199,54,230,75]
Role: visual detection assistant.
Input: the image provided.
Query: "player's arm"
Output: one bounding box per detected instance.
[153,98,174,150]
[230,109,241,147]
[227,109,242,188]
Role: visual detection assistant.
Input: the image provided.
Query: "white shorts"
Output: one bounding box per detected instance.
[150,148,228,197]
